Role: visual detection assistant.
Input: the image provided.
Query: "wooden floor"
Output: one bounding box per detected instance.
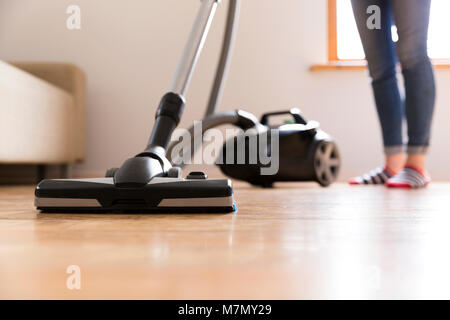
[1,177,450,299]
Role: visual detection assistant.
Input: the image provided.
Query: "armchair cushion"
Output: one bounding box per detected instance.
[0,61,85,164]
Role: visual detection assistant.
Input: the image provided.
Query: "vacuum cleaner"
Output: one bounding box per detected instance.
[35,0,340,213]
[216,109,340,188]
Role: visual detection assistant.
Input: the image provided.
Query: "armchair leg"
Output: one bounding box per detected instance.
[60,164,71,179]
[37,164,71,182]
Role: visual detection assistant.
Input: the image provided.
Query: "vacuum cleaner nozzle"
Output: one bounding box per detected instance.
[35,175,236,213]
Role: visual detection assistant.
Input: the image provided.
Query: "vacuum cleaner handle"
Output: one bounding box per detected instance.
[260,108,308,126]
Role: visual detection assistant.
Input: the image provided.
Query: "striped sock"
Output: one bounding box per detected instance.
[349,167,394,185]
[386,166,430,189]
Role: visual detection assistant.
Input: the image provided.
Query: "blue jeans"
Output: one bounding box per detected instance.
[351,0,435,155]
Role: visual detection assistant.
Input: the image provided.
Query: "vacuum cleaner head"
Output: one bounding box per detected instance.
[35,174,236,213]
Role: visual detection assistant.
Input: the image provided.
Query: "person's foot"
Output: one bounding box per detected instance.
[349,167,395,185]
[405,154,426,173]
[386,166,430,189]
[385,153,406,173]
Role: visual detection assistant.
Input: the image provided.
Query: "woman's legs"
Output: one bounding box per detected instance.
[350,0,435,187]
[390,0,435,172]
[350,0,405,179]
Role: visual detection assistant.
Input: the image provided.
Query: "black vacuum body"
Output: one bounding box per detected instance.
[218,109,340,188]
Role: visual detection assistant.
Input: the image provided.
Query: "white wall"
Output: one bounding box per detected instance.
[1,0,449,180]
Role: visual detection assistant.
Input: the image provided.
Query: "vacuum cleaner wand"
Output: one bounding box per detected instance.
[114,0,222,187]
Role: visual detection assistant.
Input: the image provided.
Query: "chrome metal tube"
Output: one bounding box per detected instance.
[205,0,240,116]
[169,0,219,96]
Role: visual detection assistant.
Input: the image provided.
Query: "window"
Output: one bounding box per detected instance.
[329,0,450,62]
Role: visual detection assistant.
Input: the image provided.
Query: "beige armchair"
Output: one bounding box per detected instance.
[0,61,86,181]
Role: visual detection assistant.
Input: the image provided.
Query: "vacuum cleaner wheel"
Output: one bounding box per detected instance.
[314,141,340,187]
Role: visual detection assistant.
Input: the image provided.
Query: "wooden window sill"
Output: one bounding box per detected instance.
[311,59,450,71]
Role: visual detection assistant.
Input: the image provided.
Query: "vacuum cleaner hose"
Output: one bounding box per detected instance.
[167,111,239,166]
[205,0,241,117]
[167,109,261,166]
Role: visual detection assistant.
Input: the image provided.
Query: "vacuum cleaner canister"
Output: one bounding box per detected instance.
[217,109,341,188]
[35,174,236,213]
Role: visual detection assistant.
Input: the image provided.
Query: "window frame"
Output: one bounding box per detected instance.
[328,0,338,62]
[320,0,450,70]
